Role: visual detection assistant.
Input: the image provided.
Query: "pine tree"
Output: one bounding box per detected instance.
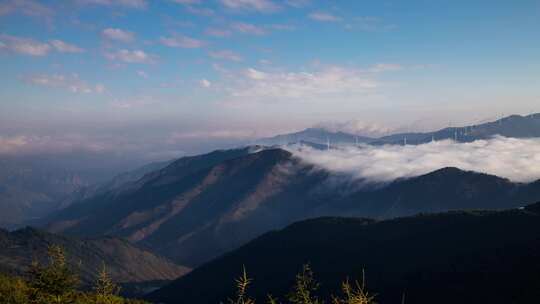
[26,245,79,304]
[287,264,321,304]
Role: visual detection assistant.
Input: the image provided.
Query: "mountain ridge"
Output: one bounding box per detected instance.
[147,202,540,304]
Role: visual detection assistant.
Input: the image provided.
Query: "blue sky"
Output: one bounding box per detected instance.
[0,0,539,158]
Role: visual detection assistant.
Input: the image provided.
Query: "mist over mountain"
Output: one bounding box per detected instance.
[41,144,540,268]
[147,202,540,304]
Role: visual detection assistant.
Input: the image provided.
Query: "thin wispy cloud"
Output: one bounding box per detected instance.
[102,28,135,43]
[159,35,206,48]
[0,0,54,21]
[0,35,84,56]
[136,70,148,78]
[226,66,377,102]
[288,136,540,183]
[308,11,342,22]
[205,28,232,38]
[220,0,280,13]
[315,120,394,137]
[231,22,266,35]
[171,0,201,4]
[104,49,156,63]
[199,79,211,88]
[209,50,242,61]
[49,40,84,53]
[79,0,147,9]
[22,73,105,94]
[0,34,51,56]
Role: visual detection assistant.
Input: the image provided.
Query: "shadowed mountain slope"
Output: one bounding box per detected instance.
[148,202,540,304]
[0,227,189,285]
[43,147,540,268]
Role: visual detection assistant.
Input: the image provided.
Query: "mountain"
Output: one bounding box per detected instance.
[147,202,540,304]
[327,167,540,219]
[0,156,89,228]
[255,128,373,146]
[259,113,540,146]
[56,159,173,210]
[43,146,540,268]
[0,227,189,286]
[372,113,540,145]
[44,147,332,266]
[0,153,173,229]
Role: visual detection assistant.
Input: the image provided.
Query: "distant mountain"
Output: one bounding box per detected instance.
[0,227,189,286]
[56,159,173,210]
[258,113,540,146]
[0,154,174,229]
[372,113,540,145]
[0,157,89,228]
[147,202,540,304]
[255,128,373,146]
[43,147,540,268]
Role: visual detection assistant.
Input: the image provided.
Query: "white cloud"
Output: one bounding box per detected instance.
[285,0,310,7]
[209,50,242,61]
[185,5,214,16]
[228,66,377,101]
[171,0,200,4]
[369,63,402,72]
[287,136,540,183]
[0,35,84,56]
[0,0,54,20]
[104,49,156,63]
[205,28,232,38]
[102,28,135,43]
[78,0,147,9]
[231,22,266,35]
[22,73,105,94]
[49,40,84,53]
[159,35,206,48]
[308,11,342,22]
[220,0,279,12]
[0,34,51,56]
[200,79,211,88]
[0,135,28,154]
[244,67,267,80]
[315,120,394,137]
[111,95,158,109]
[136,70,148,78]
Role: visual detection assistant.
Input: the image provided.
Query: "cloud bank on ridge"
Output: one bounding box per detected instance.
[286,136,540,183]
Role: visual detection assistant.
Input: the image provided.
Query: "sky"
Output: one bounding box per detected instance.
[1,0,539,160]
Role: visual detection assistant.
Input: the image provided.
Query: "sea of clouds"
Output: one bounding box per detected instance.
[286,136,540,183]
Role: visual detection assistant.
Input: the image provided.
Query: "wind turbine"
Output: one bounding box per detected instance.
[326,137,330,150]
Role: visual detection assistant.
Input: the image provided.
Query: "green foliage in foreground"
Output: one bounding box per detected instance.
[0,245,376,304]
[228,264,376,304]
[0,245,147,304]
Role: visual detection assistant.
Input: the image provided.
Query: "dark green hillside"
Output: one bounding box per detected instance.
[148,203,540,304]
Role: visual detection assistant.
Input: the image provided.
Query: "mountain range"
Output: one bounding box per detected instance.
[42,146,540,268]
[256,113,540,146]
[4,113,540,229]
[147,202,540,304]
